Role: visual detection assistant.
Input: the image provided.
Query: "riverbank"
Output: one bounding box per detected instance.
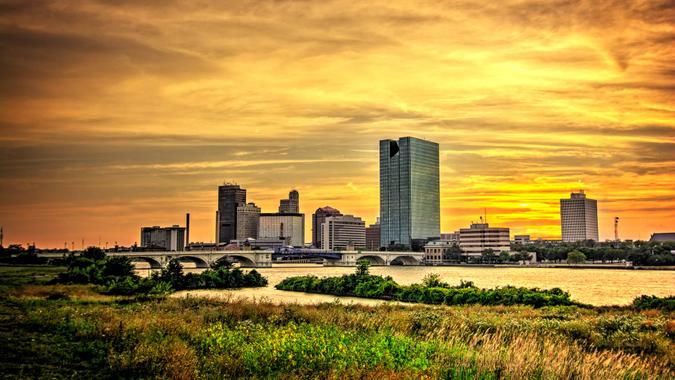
[1,265,673,379]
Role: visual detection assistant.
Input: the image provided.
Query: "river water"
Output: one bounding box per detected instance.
[141,264,674,306]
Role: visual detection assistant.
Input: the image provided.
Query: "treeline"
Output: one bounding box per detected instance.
[55,247,267,296]
[511,240,675,266]
[276,261,579,308]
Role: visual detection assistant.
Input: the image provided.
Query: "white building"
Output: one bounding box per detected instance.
[321,215,366,251]
[258,213,305,247]
[459,223,510,256]
[560,191,599,242]
[140,225,185,251]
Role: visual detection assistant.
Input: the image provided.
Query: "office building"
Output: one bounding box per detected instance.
[560,191,599,242]
[365,221,381,250]
[514,235,531,244]
[217,183,246,244]
[459,222,510,256]
[321,215,366,251]
[236,203,260,240]
[380,136,440,248]
[259,213,305,247]
[312,206,342,248]
[279,190,300,213]
[141,225,185,251]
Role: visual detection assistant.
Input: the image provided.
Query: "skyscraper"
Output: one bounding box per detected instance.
[560,191,599,242]
[236,202,260,240]
[217,183,246,244]
[312,206,342,248]
[380,136,440,248]
[279,190,299,213]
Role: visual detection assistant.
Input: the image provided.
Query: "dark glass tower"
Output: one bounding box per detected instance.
[217,184,246,244]
[380,137,440,248]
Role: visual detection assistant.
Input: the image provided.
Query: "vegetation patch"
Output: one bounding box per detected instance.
[276,261,581,308]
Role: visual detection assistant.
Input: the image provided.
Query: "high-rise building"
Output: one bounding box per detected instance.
[459,223,510,256]
[312,206,342,248]
[380,136,440,248]
[279,190,300,213]
[141,225,185,251]
[365,221,381,250]
[236,203,260,240]
[560,191,599,242]
[258,212,305,247]
[321,215,366,251]
[217,183,246,244]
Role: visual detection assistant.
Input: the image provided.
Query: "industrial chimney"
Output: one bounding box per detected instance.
[186,212,190,250]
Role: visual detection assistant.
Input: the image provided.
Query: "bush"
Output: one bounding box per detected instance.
[632,295,675,312]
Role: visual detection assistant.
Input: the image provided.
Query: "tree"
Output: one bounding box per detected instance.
[211,256,234,270]
[356,259,370,276]
[499,251,511,262]
[82,246,105,261]
[422,273,448,288]
[102,256,135,278]
[567,250,586,264]
[445,244,463,262]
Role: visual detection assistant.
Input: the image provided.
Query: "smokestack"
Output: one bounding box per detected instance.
[186,212,190,250]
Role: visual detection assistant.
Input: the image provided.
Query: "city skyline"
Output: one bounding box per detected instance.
[1,1,674,247]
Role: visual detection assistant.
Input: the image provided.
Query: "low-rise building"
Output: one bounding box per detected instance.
[514,235,531,244]
[140,225,185,251]
[649,232,675,242]
[459,223,510,256]
[424,240,456,264]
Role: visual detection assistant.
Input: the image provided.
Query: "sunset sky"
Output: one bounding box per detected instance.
[1,0,674,248]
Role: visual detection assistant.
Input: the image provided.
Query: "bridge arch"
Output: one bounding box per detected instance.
[130,257,163,270]
[390,255,422,266]
[356,255,386,266]
[175,255,210,268]
[221,255,256,268]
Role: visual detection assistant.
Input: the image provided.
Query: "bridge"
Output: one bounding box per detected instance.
[38,249,424,268]
[323,251,424,266]
[38,250,273,268]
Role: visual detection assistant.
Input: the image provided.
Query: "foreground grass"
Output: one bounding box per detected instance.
[1,265,673,379]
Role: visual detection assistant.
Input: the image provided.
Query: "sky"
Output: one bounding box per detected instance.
[1,0,674,248]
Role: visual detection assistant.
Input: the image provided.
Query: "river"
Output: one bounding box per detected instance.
[135,264,674,306]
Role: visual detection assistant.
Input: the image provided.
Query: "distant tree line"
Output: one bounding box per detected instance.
[511,240,675,266]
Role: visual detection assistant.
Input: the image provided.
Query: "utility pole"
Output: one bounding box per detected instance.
[0,226,3,247]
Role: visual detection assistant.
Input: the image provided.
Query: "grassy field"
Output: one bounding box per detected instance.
[0,264,673,379]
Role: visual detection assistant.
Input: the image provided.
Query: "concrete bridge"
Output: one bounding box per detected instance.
[39,250,424,268]
[323,251,424,266]
[110,250,274,269]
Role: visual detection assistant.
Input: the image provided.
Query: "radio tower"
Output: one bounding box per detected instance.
[614,217,619,241]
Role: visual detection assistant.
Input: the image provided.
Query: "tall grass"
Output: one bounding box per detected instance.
[4,292,672,379]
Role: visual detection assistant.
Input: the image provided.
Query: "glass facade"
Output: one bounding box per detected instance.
[380,137,440,247]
